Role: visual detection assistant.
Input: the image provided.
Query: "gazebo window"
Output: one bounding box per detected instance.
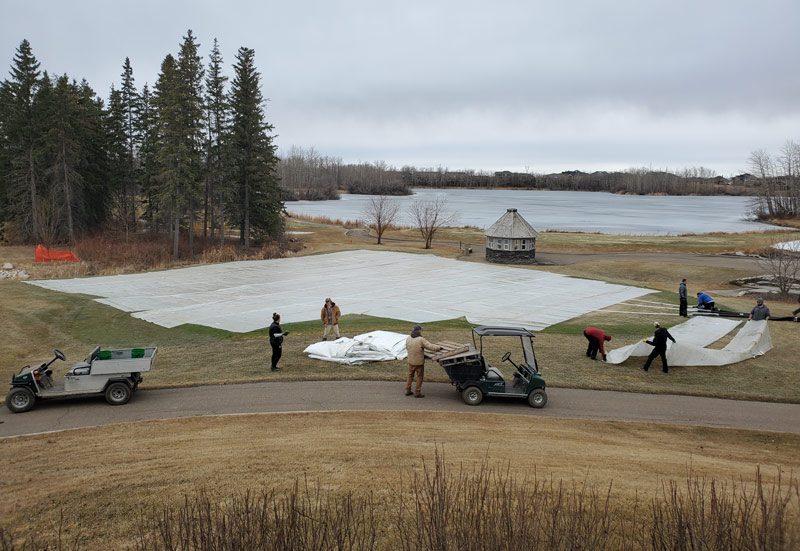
[513,239,520,250]
[521,240,527,250]
[503,239,510,250]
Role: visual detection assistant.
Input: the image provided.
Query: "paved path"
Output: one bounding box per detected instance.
[2,381,799,438]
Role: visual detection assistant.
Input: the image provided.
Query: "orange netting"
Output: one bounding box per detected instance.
[35,244,80,263]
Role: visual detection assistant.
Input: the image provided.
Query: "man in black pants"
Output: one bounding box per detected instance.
[678,279,688,317]
[643,321,676,373]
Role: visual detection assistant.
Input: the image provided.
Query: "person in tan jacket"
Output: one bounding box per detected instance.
[405,324,442,398]
[320,298,341,340]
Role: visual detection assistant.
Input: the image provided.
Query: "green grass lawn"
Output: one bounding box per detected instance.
[2,281,797,403]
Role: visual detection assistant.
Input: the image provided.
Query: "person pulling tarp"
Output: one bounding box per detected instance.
[35,244,79,263]
[606,317,772,367]
[583,327,611,361]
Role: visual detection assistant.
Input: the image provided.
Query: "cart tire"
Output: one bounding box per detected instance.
[527,388,547,408]
[462,386,483,406]
[105,382,132,406]
[6,387,36,413]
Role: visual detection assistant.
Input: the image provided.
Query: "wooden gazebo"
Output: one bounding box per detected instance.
[484,208,539,264]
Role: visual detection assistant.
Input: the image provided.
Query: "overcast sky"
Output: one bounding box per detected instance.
[2,0,798,176]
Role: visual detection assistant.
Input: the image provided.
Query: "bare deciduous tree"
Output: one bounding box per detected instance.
[749,141,800,219]
[362,195,400,245]
[757,238,800,296]
[408,196,458,249]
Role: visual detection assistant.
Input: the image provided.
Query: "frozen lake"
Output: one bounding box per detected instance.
[286,188,775,235]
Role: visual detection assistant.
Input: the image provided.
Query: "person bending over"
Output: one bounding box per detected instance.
[583,327,611,361]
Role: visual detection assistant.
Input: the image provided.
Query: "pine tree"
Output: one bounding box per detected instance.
[0,40,44,242]
[74,79,110,232]
[228,46,283,248]
[119,57,140,231]
[204,38,228,243]
[106,85,132,232]
[152,54,183,258]
[137,84,159,228]
[41,74,84,242]
[175,30,205,256]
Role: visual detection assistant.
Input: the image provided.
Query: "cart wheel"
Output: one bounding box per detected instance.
[105,382,132,406]
[527,388,547,409]
[6,387,36,413]
[462,386,483,406]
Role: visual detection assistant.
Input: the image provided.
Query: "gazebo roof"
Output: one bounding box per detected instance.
[484,209,539,238]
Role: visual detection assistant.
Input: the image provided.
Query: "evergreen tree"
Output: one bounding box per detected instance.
[75,79,111,232]
[136,84,159,228]
[119,57,140,231]
[40,74,84,242]
[204,38,228,243]
[106,85,132,232]
[227,46,283,248]
[175,30,205,256]
[152,54,183,258]
[0,40,44,242]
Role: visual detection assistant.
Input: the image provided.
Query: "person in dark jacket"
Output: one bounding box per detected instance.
[583,327,612,361]
[696,292,715,310]
[748,297,770,321]
[269,313,289,371]
[679,279,688,317]
[643,321,676,373]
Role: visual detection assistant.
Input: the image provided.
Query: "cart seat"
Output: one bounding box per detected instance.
[69,363,91,376]
[485,367,504,380]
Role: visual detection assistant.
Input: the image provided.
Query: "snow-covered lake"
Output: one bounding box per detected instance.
[286,188,775,235]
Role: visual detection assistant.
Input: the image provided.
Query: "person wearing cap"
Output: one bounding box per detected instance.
[320,298,342,340]
[583,327,611,361]
[642,321,676,373]
[404,324,442,398]
[678,279,688,317]
[696,291,715,310]
[749,298,771,321]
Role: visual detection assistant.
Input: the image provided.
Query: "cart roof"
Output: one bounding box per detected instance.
[472,325,535,338]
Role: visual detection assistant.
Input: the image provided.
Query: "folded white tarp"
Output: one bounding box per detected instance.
[303,330,409,365]
[606,318,772,367]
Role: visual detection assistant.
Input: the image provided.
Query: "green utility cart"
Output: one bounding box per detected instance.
[429,326,547,408]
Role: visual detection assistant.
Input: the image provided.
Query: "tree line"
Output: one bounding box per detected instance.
[277,151,798,203]
[277,146,409,200]
[0,33,283,257]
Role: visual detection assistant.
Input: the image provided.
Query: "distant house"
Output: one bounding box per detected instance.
[484,208,539,264]
[731,173,758,186]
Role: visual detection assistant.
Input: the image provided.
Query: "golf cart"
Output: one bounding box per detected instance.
[5,346,157,413]
[430,326,547,408]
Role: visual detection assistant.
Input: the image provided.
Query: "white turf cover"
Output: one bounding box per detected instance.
[26,250,653,332]
[303,331,409,364]
[606,317,772,367]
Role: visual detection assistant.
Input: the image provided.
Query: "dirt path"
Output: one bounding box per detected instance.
[2,381,798,438]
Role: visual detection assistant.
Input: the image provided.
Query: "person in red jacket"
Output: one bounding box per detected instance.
[583,327,612,361]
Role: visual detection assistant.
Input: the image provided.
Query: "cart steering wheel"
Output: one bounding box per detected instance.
[501,352,511,363]
[54,349,66,361]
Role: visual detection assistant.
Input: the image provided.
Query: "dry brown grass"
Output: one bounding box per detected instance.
[2,223,800,549]
[377,226,800,255]
[0,234,296,281]
[0,412,798,549]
